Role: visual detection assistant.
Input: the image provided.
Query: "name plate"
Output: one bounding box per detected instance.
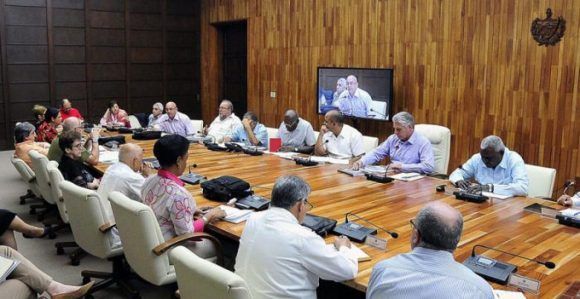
[508,273,540,294]
[365,235,387,250]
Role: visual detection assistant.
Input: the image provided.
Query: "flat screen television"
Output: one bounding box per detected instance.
[317,67,393,121]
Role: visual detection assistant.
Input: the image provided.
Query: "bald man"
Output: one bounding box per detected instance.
[337,75,373,118]
[154,101,194,137]
[59,98,83,121]
[315,110,364,159]
[367,202,493,299]
[97,143,153,204]
[277,109,316,154]
[47,117,100,165]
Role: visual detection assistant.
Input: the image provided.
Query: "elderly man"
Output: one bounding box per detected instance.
[319,78,347,110]
[235,175,358,299]
[351,112,434,174]
[59,98,83,121]
[449,135,528,197]
[148,102,164,127]
[204,99,242,143]
[14,122,50,166]
[314,110,364,159]
[277,109,316,153]
[225,111,268,146]
[155,101,194,137]
[337,75,373,118]
[367,202,494,299]
[97,143,153,203]
[47,117,100,165]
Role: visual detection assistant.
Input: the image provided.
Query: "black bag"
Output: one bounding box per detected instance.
[98,135,126,146]
[302,214,337,236]
[201,176,252,202]
[133,130,162,140]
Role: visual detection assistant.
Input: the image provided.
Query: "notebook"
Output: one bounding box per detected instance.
[326,244,371,262]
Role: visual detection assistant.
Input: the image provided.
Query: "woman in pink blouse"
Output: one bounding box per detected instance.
[99,100,130,127]
[141,134,225,259]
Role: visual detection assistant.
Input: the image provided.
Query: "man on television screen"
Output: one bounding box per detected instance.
[337,75,373,118]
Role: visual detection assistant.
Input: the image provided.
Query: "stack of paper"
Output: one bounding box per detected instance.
[326,244,371,262]
[219,205,253,223]
[309,156,350,165]
[99,151,119,164]
[0,256,20,283]
[389,172,424,181]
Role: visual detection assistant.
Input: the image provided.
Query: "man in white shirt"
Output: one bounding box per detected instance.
[235,175,358,299]
[557,192,580,207]
[314,110,364,159]
[203,99,242,143]
[278,109,316,154]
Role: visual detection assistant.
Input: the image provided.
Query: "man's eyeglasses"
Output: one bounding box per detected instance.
[410,219,421,234]
[303,199,314,210]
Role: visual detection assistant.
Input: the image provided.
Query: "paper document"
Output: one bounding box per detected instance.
[492,290,526,299]
[326,244,371,262]
[99,150,119,164]
[270,152,299,159]
[309,156,350,165]
[338,168,365,177]
[481,192,511,200]
[389,172,424,182]
[560,208,580,219]
[0,256,20,283]
[219,205,253,223]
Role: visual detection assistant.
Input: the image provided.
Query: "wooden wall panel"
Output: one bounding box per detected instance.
[0,0,198,148]
[200,0,580,197]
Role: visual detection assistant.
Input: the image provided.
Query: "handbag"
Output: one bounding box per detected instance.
[201,176,252,202]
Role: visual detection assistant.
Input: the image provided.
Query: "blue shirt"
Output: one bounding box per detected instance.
[367,247,494,299]
[361,131,435,174]
[231,123,268,147]
[156,112,194,137]
[337,88,373,118]
[449,148,528,197]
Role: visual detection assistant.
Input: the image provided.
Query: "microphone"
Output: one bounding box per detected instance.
[370,108,388,119]
[333,212,398,242]
[179,163,206,185]
[294,156,318,166]
[365,164,393,183]
[464,244,556,284]
[188,164,198,174]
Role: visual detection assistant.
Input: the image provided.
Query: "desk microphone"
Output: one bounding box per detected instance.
[333,212,398,242]
[464,244,555,284]
[370,108,388,119]
[365,164,393,183]
[179,164,206,185]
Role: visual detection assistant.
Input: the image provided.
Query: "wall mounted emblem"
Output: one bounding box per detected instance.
[531,8,566,46]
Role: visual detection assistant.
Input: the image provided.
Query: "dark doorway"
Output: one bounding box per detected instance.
[216,21,247,116]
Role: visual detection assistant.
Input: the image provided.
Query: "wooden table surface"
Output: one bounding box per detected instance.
[94,134,580,297]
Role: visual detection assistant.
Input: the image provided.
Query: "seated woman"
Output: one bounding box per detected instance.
[0,245,93,299]
[36,107,62,143]
[0,209,49,249]
[99,100,130,128]
[58,131,100,190]
[141,135,225,259]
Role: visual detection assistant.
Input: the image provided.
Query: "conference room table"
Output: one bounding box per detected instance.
[94,134,579,298]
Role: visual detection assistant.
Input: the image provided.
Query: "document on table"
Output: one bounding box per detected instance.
[309,156,350,165]
[389,172,424,181]
[560,208,580,219]
[218,205,253,223]
[481,192,511,200]
[269,151,299,159]
[326,244,371,262]
[492,290,526,299]
[99,150,119,164]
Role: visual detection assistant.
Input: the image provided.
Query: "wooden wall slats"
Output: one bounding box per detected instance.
[200,0,580,197]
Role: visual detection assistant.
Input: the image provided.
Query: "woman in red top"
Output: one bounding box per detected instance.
[99,100,130,128]
[36,107,62,143]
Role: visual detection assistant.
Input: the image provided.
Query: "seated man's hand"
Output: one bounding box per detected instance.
[223,136,232,143]
[320,124,328,134]
[350,160,364,171]
[205,207,226,223]
[141,162,154,177]
[389,162,403,172]
[557,195,573,207]
[242,118,252,129]
[202,125,208,135]
[334,236,351,249]
[455,180,471,190]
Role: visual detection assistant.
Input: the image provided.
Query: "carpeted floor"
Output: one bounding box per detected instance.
[0,150,171,298]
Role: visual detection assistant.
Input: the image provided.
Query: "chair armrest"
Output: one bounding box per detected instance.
[28,176,36,184]
[153,232,224,265]
[99,222,116,233]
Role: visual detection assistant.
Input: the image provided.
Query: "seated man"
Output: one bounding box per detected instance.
[235,175,358,299]
[225,111,268,147]
[13,122,50,167]
[277,109,316,154]
[557,192,579,207]
[97,143,153,203]
[155,101,195,137]
[337,75,373,118]
[58,131,100,190]
[449,135,528,197]
[351,111,434,174]
[314,110,364,159]
[47,117,100,166]
[367,202,494,299]
[59,98,83,121]
[204,99,242,143]
[148,102,164,127]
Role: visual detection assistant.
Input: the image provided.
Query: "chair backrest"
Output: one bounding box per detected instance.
[266,127,278,139]
[170,246,252,299]
[47,161,69,223]
[59,181,122,259]
[128,115,142,129]
[414,124,451,174]
[362,136,379,154]
[190,120,204,134]
[313,130,320,140]
[525,164,556,198]
[109,191,176,286]
[10,155,42,198]
[29,150,56,204]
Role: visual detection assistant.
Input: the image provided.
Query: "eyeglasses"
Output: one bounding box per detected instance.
[303,199,314,211]
[410,219,421,234]
[72,143,83,149]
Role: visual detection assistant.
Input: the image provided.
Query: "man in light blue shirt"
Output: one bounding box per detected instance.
[367,202,494,299]
[337,75,373,118]
[226,111,268,147]
[277,109,316,154]
[352,111,435,174]
[449,135,528,197]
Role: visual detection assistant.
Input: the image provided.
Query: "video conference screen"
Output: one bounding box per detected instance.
[317,67,393,121]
